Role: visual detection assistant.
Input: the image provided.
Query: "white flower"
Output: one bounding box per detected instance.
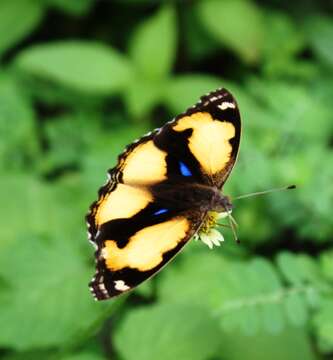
[199,228,224,249]
[194,209,229,249]
[200,233,214,249]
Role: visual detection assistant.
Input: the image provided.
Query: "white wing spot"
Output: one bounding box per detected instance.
[218,102,236,110]
[114,280,130,291]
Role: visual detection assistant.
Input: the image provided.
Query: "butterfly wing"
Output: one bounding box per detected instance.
[154,88,241,188]
[86,133,204,300]
[87,88,241,300]
[89,199,203,299]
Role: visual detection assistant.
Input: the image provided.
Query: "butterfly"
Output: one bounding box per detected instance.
[86,88,241,300]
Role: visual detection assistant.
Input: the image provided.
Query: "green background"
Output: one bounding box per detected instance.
[0,0,332,359]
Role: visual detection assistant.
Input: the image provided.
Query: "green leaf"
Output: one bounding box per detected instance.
[277,252,304,285]
[197,0,264,63]
[0,173,92,252]
[0,0,44,57]
[59,352,106,360]
[276,252,325,316]
[40,112,103,172]
[15,41,132,95]
[182,7,220,62]
[158,250,316,335]
[0,73,39,171]
[261,303,285,334]
[163,74,224,113]
[4,349,106,360]
[2,350,54,360]
[0,234,118,350]
[114,303,221,360]
[124,78,163,119]
[46,0,93,15]
[157,251,230,308]
[271,147,333,242]
[261,11,308,78]
[320,250,333,282]
[297,254,325,286]
[285,292,308,327]
[305,15,333,68]
[129,5,176,80]
[249,260,285,334]
[250,258,281,292]
[0,175,44,249]
[245,79,332,145]
[313,298,333,353]
[218,325,317,360]
[262,11,305,60]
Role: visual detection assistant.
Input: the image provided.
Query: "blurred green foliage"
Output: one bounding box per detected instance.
[0,0,332,359]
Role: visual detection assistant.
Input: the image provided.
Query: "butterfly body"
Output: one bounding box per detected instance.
[150,182,232,213]
[87,88,241,300]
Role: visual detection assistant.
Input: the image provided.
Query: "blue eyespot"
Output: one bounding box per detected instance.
[153,208,168,216]
[179,161,192,177]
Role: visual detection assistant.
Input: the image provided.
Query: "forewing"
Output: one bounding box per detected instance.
[154,88,241,187]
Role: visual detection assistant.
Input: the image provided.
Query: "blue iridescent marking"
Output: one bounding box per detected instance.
[153,208,168,216]
[179,161,192,177]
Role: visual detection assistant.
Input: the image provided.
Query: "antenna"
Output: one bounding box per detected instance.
[218,185,296,244]
[233,185,296,201]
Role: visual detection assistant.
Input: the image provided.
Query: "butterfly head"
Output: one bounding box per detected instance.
[210,189,233,214]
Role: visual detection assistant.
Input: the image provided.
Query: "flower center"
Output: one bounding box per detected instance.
[199,211,220,235]
[194,210,231,249]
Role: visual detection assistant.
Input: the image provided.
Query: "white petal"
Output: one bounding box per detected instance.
[209,235,221,246]
[211,238,221,247]
[209,228,224,246]
[200,233,214,249]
